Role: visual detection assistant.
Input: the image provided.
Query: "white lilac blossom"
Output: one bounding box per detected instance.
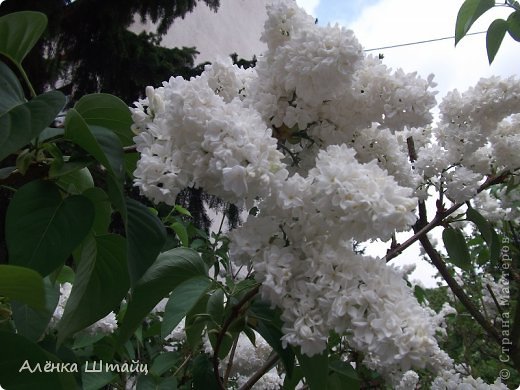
[49,283,118,335]
[132,72,288,206]
[472,191,510,223]
[444,166,483,204]
[436,75,520,166]
[431,369,508,390]
[395,370,420,390]
[131,0,520,379]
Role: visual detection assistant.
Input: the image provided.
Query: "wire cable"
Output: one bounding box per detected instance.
[364,30,487,52]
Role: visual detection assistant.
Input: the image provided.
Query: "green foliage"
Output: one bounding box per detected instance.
[442,226,472,271]
[0,0,220,103]
[455,0,520,63]
[6,180,95,276]
[0,264,46,309]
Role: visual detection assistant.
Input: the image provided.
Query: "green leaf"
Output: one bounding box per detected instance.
[328,359,359,390]
[0,265,46,310]
[11,277,59,341]
[466,206,494,246]
[150,351,180,376]
[455,0,495,45]
[185,293,211,350]
[6,180,94,276]
[0,61,24,115]
[249,299,295,377]
[192,354,219,390]
[82,370,118,390]
[64,109,124,182]
[82,188,112,235]
[0,11,47,65]
[0,90,66,161]
[508,11,520,41]
[0,331,78,390]
[136,375,178,390]
[126,198,166,285]
[413,285,427,304]
[297,350,329,390]
[57,234,129,344]
[171,222,189,247]
[38,126,65,143]
[75,93,134,146]
[442,227,472,271]
[117,248,207,345]
[161,277,211,339]
[486,19,508,64]
[55,167,94,194]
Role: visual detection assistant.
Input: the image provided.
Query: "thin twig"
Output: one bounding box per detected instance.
[238,354,280,390]
[223,336,240,385]
[213,285,260,389]
[123,145,137,153]
[384,170,511,262]
[172,353,192,377]
[414,199,503,345]
[485,284,504,316]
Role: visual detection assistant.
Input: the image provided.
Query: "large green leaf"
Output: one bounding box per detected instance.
[161,277,212,339]
[57,234,129,344]
[442,227,472,271]
[0,61,24,115]
[6,180,94,276]
[0,331,78,390]
[0,11,47,66]
[11,277,60,341]
[55,167,94,194]
[191,353,219,390]
[117,248,207,345]
[455,0,495,45]
[83,188,112,235]
[64,109,124,182]
[297,351,329,390]
[75,93,134,146]
[328,358,360,390]
[508,11,520,41]
[0,265,45,310]
[466,206,501,265]
[126,198,166,285]
[0,90,66,161]
[486,19,508,64]
[249,299,295,377]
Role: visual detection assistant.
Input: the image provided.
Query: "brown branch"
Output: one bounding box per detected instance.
[385,170,511,262]
[213,285,260,389]
[410,190,502,345]
[237,354,280,390]
[419,233,501,344]
[123,145,137,153]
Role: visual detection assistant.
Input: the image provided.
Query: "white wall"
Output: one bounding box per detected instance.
[132,0,269,63]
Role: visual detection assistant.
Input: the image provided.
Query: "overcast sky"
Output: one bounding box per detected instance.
[295,0,519,287]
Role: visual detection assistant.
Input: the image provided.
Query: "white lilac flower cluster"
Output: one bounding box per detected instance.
[131,0,518,380]
[415,76,520,204]
[431,368,508,390]
[49,283,118,335]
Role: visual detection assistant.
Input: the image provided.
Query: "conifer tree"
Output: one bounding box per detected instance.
[0,0,220,103]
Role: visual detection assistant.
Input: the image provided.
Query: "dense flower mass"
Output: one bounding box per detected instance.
[131,0,519,384]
